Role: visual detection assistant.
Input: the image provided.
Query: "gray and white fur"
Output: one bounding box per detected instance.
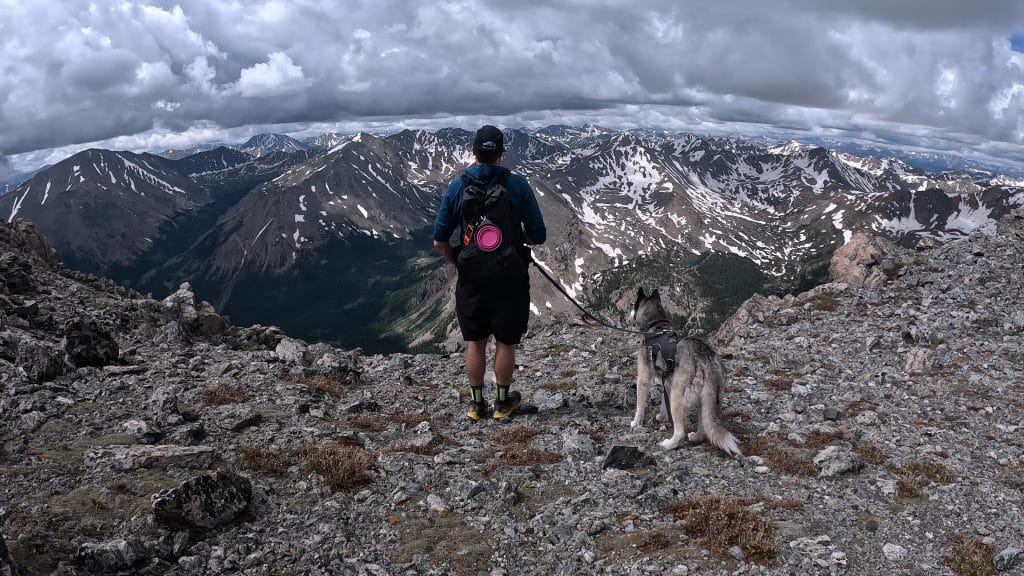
[630,287,742,457]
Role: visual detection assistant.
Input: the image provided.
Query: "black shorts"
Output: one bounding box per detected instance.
[455,271,530,345]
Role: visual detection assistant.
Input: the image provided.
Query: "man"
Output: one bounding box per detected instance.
[433,125,547,421]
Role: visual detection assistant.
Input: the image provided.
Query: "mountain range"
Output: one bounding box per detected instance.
[1,126,1022,352]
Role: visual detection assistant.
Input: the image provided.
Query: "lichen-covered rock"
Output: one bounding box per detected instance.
[75,539,145,573]
[83,445,217,471]
[151,471,253,530]
[813,445,865,478]
[15,338,66,382]
[63,316,119,367]
[0,253,35,296]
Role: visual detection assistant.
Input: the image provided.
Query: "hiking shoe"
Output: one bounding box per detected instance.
[466,400,490,422]
[492,391,522,419]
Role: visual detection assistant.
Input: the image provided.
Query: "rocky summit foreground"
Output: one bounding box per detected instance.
[2,212,1024,576]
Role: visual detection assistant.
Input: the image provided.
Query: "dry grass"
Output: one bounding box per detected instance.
[282,370,360,398]
[891,459,957,498]
[386,443,445,457]
[350,414,386,432]
[239,446,289,476]
[999,464,1024,491]
[298,443,376,491]
[202,382,245,405]
[349,413,448,433]
[665,495,778,564]
[853,442,888,466]
[390,413,431,428]
[763,375,795,392]
[802,430,846,450]
[632,529,673,552]
[807,294,840,312]
[481,446,562,476]
[944,533,997,576]
[743,436,815,477]
[489,425,542,446]
[504,447,561,466]
[899,460,957,484]
[844,399,876,417]
[540,343,576,357]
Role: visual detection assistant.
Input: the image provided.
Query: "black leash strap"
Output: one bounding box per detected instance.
[528,255,648,335]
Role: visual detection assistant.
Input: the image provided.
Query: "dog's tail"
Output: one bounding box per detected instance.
[701,357,743,458]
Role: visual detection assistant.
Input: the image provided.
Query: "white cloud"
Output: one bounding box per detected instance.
[232,52,311,98]
[2,0,1023,166]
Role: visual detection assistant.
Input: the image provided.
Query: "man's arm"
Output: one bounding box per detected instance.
[434,240,456,265]
[514,177,546,245]
[433,180,461,263]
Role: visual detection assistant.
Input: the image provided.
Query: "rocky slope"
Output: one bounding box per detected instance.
[2,210,1024,575]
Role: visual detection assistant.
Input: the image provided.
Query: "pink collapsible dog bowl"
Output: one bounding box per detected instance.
[476,224,502,251]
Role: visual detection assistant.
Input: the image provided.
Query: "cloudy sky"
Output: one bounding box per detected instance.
[2,0,1024,171]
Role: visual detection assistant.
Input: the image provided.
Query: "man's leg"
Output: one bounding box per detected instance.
[492,341,522,418]
[494,342,515,386]
[465,338,489,420]
[466,339,488,386]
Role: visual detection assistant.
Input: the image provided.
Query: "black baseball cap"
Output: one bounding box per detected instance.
[473,125,505,153]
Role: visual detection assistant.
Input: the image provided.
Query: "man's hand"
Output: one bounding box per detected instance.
[433,240,456,265]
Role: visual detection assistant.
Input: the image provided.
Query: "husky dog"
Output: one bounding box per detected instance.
[630,287,742,457]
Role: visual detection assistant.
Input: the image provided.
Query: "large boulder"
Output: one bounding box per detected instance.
[15,338,67,383]
[0,253,34,296]
[151,471,253,530]
[63,317,119,368]
[830,233,901,288]
[75,540,145,574]
[83,445,217,472]
[11,219,58,264]
[0,531,32,576]
[162,283,228,337]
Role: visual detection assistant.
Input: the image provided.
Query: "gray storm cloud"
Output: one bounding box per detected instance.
[1,0,1023,161]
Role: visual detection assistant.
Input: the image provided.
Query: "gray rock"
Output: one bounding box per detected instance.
[15,338,66,383]
[228,412,263,433]
[150,385,183,427]
[122,419,162,444]
[830,233,899,288]
[83,445,217,471]
[602,445,654,470]
[76,539,145,573]
[346,400,380,413]
[883,542,908,561]
[823,407,842,421]
[152,471,253,530]
[62,317,118,367]
[532,389,566,411]
[275,337,307,364]
[994,547,1024,571]
[813,445,865,478]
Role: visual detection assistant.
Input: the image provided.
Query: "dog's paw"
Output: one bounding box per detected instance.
[655,411,668,423]
[659,438,680,450]
[630,419,642,430]
[687,431,705,443]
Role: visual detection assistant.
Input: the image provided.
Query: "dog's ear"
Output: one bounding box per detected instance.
[652,288,660,299]
[637,286,647,299]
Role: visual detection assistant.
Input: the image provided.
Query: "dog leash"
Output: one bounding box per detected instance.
[528,254,650,336]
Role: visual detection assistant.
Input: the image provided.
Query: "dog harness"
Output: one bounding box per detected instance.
[644,330,682,376]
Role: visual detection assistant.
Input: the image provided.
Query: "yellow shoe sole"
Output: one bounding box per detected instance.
[492,400,522,419]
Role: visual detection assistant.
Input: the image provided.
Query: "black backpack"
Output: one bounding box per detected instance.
[457,172,527,285]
